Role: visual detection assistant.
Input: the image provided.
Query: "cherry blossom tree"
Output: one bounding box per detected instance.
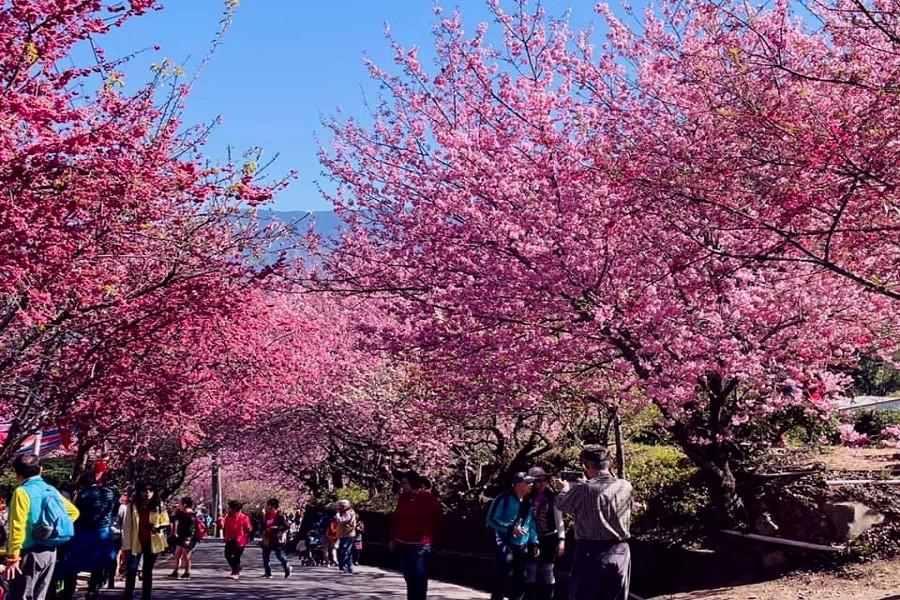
[216,291,458,500]
[319,1,900,520]
[0,0,292,470]
[597,0,900,302]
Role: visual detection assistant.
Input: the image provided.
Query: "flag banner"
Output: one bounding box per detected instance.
[0,422,78,456]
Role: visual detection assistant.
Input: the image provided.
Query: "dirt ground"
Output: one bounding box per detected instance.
[806,446,900,474]
[658,558,900,599]
[659,446,900,600]
[760,445,900,475]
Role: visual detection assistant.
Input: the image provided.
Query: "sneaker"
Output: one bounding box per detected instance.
[166,572,179,579]
[284,565,293,579]
[180,573,191,580]
[262,574,272,579]
[227,574,237,580]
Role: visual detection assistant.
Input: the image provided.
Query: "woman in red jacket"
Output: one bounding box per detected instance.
[222,500,253,580]
[389,470,443,600]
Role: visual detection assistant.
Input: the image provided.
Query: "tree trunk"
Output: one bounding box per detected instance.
[161,463,191,500]
[673,431,747,525]
[702,457,745,526]
[70,439,92,483]
[599,412,612,447]
[612,410,625,478]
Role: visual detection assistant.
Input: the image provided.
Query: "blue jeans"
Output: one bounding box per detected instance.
[262,547,289,577]
[395,543,430,600]
[338,537,355,572]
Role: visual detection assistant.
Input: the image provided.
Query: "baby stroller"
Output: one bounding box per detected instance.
[299,529,327,566]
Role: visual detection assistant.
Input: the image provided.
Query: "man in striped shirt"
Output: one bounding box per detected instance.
[555,446,633,600]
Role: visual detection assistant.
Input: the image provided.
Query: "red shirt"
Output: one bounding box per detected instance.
[137,509,152,546]
[390,490,442,545]
[223,511,252,547]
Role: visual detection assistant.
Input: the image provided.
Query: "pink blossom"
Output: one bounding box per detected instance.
[838,424,870,447]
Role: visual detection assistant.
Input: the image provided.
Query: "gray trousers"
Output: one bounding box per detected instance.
[9,548,57,600]
[568,540,630,600]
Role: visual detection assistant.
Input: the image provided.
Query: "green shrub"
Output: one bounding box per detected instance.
[850,354,900,397]
[784,413,840,446]
[626,443,709,545]
[312,485,400,514]
[626,444,698,502]
[626,406,672,445]
[852,409,900,437]
[313,485,370,507]
[0,457,74,496]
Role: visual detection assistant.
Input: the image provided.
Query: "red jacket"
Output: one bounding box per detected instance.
[390,490,442,545]
[223,511,253,547]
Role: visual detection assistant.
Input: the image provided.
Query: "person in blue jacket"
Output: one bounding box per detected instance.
[485,472,539,600]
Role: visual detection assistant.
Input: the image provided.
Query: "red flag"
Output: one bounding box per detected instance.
[60,427,73,450]
[93,459,109,478]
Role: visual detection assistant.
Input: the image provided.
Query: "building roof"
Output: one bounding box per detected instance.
[836,396,900,411]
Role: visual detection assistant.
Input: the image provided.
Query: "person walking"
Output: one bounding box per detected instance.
[60,472,117,600]
[122,481,170,600]
[260,498,291,579]
[554,446,633,600]
[110,492,129,588]
[524,467,565,600]
[485,472,539,600]
[323,514,338,567]
[287,510,303,555]
[167,497,197,580]
[198,508,212,537]
[4,454,79,600]
[216,512,225,539]
[389,470,443,600]
[222,501,252,580]
[334,500,357,574]
[352,516,364,566]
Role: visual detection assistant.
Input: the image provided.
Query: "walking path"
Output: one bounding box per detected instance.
[97,539,489,600]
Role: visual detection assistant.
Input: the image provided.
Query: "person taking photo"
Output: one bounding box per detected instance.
[554,446,633,600]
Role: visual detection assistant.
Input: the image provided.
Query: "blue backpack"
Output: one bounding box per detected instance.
[32,486,74,547]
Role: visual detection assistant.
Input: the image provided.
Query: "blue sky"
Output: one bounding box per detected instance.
[93,1,605,211]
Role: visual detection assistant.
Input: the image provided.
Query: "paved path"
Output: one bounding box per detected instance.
[97,539,489,600]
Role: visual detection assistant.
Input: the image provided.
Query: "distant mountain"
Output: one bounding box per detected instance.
[246,210,342,264]
[256,209,343,241]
